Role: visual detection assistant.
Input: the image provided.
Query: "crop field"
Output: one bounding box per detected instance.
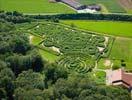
[61,20,132,38]
[0,0,75,14]
[16,21,113,74]
[77,0,126,13]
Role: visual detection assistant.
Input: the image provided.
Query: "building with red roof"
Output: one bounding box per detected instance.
[106,68,132,92]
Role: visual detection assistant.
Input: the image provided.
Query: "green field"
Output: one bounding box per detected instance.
[97,37,132,71]
[109,37,132,70]
[0,0,75,14]
[61,20,132,38]
[77,0,126,13]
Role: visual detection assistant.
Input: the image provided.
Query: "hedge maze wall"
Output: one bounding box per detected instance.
[16,22,114,74]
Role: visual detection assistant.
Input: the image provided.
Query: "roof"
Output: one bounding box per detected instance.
[106,69,132,89]
[61,0,85,9]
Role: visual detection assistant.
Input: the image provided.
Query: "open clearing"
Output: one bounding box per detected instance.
[109,37,132,70]
[0,0,75,14]
[61,20,132,38]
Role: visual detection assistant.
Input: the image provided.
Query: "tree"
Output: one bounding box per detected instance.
[0,88,7,100]
[14,88,44,100]
[0,67,15,99]
[53,76,131,100]
[15,70,45,90]
[44,63,68,85]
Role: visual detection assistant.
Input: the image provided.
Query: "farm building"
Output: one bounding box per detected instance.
[87,5,101,11]
[61,0,87,10]
[49,0,101,11]
[106,68,132,93]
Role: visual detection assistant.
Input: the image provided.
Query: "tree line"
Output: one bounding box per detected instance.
[0,11,31,23]
[31,13,132,22]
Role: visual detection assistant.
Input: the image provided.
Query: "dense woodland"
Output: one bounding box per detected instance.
[0,12,131,100]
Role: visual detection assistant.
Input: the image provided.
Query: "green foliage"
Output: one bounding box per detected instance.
[5,50,44,75]
[58,55,94,74]
[54,78,131,100]
[0,88,7,100]
[0,19,15,32]
[15,70,45,90]
[33,13,132,22]
[0,63,15,99]
[14,88,43,100]
[0,11,31,23]
[0,31,31,54]
[0,20,44,75]
[0,15,131,100]
[44,63,68,85]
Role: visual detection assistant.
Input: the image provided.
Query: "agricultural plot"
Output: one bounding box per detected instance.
[61,20,132,38]
[109,37,132,70]
[16,22,113,74]
[0,0,75,14]
[77,0,126,13]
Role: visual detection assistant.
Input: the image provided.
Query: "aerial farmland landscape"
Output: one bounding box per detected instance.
[0,0,132,99]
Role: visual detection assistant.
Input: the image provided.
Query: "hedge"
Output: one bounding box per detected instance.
[29,13,132,22]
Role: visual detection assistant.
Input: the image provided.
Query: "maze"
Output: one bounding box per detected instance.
[17,22,112,74]
[58,55,94,74]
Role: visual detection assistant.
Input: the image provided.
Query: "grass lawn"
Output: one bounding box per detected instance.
[30,35,43,45]
[61,20,132,38]
[29,35,59,62]
[98,59,111,69]
[0,0,75,14]
[77,0,125,13]
[39,49,59,63]
[93,71,106,84]
[109,37,132,70]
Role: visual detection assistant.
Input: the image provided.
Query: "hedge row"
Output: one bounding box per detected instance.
[29,13,132,21]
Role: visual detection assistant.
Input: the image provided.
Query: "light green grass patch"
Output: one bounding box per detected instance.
[98,59,111,69]
[39,49,59,63]
[0,0,75,13]
[30,35,43,45]
[109,37,132,70]
[93,71,106,84]
[61,20,132,38]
